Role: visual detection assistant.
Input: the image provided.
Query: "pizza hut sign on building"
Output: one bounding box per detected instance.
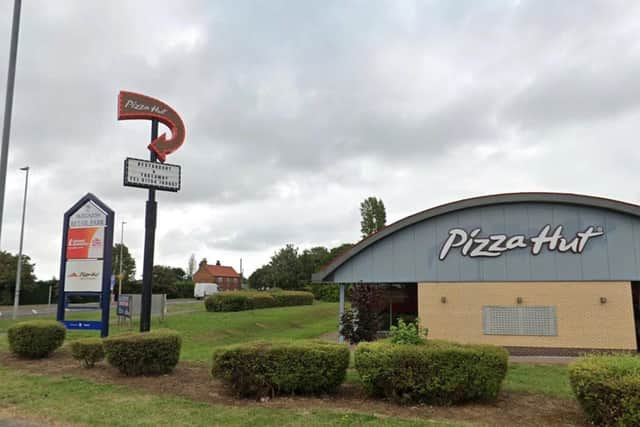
[439,224,605,260]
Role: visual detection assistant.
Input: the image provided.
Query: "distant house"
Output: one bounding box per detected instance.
[193,259,241,291]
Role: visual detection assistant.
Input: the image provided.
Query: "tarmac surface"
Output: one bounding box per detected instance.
[0,298,197,319]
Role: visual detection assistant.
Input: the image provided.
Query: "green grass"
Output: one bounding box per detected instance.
[0,367,460,427]
[1,302,341,361]
[503,363,573,398]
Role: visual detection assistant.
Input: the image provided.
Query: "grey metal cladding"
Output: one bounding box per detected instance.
[312,193,640,283]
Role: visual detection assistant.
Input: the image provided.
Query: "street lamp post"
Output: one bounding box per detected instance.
[118,221,126,298]
[12,165,29,320]
[0,0,23,249]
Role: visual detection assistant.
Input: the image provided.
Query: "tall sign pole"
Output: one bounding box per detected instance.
[140,120,158,332]
[118,92,185,332]
[0,0,22,248]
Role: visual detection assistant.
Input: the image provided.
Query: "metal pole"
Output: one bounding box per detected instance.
[338,284,345,343]
[12,165,28,319]
[47,284,52,305]
[140,119,158,332]
[118,221,126,297]
[0,0,22,249]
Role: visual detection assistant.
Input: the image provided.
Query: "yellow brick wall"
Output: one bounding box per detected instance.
[418,282,637,350]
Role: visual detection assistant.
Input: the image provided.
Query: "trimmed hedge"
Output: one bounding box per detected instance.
[569,354,640,426]
[204,291,314,312]
[212,341,350,397]
[70,338,104,368]
[7,320,66,359]
[270,291,314,307]
[103,329,182,376]
[355,340,508,405]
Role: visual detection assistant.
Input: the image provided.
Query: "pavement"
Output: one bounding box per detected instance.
[0,298,198,319]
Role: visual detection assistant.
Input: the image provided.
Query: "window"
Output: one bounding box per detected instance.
[233,278,238,284]
[216,277,222,284]
[483,306,557,336]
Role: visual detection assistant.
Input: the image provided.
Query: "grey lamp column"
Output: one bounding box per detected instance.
[12,165,29,320]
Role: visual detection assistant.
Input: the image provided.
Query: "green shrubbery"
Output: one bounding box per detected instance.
[70,338,104,368]
[389,318,427,345]
[211,341,350,397]
[103,329,182,376]
[204,291,314,312]
[355,340,508,405]
[7,320,66,359]
[270,291,313,307]
[569,354,640,426]
[308,284,350,302]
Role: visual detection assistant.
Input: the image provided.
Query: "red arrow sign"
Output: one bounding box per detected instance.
[118,91,186,162]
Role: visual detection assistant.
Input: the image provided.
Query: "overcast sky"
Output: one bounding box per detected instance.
[2,0,640,280]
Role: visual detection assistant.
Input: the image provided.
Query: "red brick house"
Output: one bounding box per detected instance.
[193,259,241,291]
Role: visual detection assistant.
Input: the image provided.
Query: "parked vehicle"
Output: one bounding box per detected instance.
[194,283,218,299]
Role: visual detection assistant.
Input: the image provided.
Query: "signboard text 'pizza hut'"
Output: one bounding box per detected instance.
[439,225,605,260]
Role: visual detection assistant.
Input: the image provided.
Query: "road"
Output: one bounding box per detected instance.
[0,298,198,318]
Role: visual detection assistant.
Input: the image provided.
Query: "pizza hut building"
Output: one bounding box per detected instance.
[313,193,640,355]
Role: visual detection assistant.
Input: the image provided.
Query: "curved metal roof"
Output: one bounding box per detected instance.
[312,192,640,282]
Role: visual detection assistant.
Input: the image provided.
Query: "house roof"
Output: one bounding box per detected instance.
[205,264,240,278]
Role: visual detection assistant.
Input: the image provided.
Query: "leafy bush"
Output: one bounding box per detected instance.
[355,340,508,404]
[250,293,277,309]
[212,341,350,397]
[270,291,314,307]
[70,338,104,368]
[7,320,66,358]
[568,354,640,426]
[204,291,313,312]
[308,284,350,302]
[389,318,427,345]
[205,292,251,312]
[103,329,182,376]
[340,284,383,344]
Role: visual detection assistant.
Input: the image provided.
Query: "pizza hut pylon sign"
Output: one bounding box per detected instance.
[118,91,186,162]
[117,91,186,332]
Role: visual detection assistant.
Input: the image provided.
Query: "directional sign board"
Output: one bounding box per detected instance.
[123,157,181,192]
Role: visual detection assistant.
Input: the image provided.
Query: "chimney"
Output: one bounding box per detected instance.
[216,260,221,266]
[199,258,208,268]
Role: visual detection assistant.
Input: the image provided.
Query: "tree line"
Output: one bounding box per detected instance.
[248,196,386,290]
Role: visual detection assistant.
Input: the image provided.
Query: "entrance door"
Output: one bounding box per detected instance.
[633,282,640,351]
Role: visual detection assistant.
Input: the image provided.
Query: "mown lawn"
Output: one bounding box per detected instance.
[0,302,341,361]
[0,367,461,427]
[503,363,573,399]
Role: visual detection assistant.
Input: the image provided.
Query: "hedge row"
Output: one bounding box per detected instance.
[103,329,182,376]
[205,291,313,312]
[355,340,508,405]
[211,341,349,397]
[569,354,640,426]
[7,320,66,358]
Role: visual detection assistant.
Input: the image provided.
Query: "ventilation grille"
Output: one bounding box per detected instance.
[483,306,557,336]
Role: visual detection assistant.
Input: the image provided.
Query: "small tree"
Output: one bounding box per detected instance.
[360,197,386,238]
[340,284,383,344]
[187,254,197,279]
[152,265,178,296]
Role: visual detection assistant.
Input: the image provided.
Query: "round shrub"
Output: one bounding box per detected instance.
[103,329,182,376]
[70,338,105,368]
[212,341,350,397]
[569,354,640,426]
[8,320,66,359]
[355,340,508,404]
